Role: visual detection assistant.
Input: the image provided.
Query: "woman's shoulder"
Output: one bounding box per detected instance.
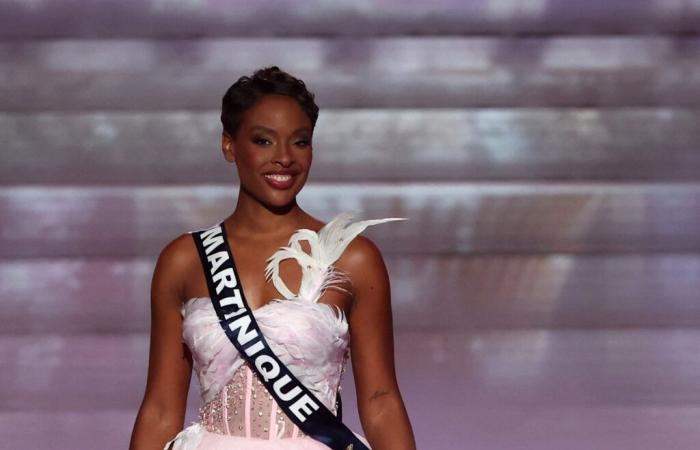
[157,232,199,269]
[152,231,201,301]
[332,224,393,307]
[327,213,400,286]
[336,233,386,277]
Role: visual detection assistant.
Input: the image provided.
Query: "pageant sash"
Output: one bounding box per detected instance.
[191,222,369,450]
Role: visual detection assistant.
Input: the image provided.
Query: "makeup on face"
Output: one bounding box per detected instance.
[248,124,312,191]
[233,95,314,201]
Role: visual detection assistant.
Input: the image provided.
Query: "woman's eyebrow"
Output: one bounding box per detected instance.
[251,125,311,134]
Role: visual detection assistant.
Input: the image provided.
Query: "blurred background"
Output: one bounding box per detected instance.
[2,1,700,449]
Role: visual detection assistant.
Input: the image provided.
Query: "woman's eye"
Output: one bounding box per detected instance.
[253,137,270,145]
[296,139,311,147]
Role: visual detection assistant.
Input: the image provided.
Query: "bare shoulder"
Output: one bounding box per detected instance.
[335,234,390,297]
[339,234,385,269]
[151,232,200,303]
[156,232,198,277]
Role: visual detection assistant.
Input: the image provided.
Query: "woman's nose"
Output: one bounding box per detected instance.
[272,142,294,166]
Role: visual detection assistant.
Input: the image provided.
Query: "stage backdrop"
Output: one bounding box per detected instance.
[1,1,700,449]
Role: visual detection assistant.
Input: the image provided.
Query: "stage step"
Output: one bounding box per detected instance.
[2,329,700,450]
[2,37,699,111]
[1,1,698,38]
[2,183,699,257]
[4,108,699,185]
[2,254,700,333]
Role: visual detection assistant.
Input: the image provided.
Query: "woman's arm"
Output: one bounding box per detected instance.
[344,236,416,450]
[129,235,195,450]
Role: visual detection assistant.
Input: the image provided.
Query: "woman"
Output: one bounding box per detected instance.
[129,66,416,450]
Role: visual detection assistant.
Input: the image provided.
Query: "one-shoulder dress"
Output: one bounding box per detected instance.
[164,211,406,450]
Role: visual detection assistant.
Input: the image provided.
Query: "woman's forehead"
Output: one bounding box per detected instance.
[241,96,313,130]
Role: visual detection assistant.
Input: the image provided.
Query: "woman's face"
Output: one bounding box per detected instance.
[223,94,314,209]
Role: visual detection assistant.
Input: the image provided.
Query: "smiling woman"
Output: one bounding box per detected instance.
[128,66,416,450]
[222,94,312,198]
[219,69,317,207]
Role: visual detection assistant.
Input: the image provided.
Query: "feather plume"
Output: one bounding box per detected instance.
[162,422,203,450]
[264,211,407,303]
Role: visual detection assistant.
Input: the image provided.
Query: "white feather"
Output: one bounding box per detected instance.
[162,422,203,450]
[263,211,407,303]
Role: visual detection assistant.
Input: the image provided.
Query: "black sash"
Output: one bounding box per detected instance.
[191,221,370,450]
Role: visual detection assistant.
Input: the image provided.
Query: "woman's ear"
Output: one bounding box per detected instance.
[222,131,236,163]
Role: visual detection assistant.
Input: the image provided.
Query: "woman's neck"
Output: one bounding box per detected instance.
[225,191,309,239]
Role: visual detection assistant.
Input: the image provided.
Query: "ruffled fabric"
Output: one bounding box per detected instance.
[182,296,349,408]
[256,298,349,410]
[167,425,333,450]
[164,420,372,450]
[163,421,204,450]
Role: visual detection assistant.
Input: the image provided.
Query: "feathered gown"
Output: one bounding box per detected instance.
[164,211,406,450]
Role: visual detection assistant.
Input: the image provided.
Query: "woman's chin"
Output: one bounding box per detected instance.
[240,181,303,205]
[262,189,303,209]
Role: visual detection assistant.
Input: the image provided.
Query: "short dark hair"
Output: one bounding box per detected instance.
[220,66,319,137]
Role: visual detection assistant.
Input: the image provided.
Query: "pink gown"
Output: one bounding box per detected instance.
[164,211,406,450]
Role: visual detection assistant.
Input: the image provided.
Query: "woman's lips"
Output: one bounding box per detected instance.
[263,173,296,190]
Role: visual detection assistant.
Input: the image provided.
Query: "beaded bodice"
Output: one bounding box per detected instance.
[196,360,344,439]
[182,297,349,440]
